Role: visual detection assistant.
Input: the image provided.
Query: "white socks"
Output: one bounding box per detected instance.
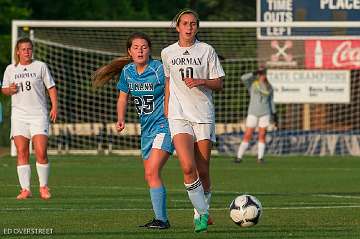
[17,165,31,191]
[185,178,208,216]
[237,141,249,159]
[194,191,212,219]
[258,142,266,159]
[237,142,266,159]
[36,162,50,187]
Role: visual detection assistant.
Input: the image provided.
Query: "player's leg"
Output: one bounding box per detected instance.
[194,139,213,224]
[140,132,172,229]
[14,135,32,199]
[173,133,208,232]
[32,134,51,199]
[12,118,32,199]
[194,139,211,194]
[193,122,215,225]
[236,115,257,162]
[257,115,270,163]
[141,148,170,229]
[169,119,208,232]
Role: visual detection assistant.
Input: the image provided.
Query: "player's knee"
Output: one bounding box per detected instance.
[182,165,197,178]
[244,132,252,141]
[144,168,159,183]
[258,130,266,141]
[35,153,48,164]
[17,149,29,163]
[17,156,29,165]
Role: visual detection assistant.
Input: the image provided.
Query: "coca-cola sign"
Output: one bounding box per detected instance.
[305,40,360,69]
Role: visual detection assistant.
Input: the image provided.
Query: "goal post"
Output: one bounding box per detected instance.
[11,20,360,156]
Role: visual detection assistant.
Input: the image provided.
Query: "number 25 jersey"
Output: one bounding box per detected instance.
[2,60,55,119]
[116,59,169,137]
[161,40,225,123]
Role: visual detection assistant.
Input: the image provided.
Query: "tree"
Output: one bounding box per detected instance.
[192,0,256,21]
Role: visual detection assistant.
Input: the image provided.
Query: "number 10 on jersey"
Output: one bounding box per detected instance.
[179,67,193,79]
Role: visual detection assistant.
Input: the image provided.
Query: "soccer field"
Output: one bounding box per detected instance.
[1,155,360,238]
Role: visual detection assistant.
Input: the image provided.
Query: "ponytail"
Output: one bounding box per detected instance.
[92,57,131,88]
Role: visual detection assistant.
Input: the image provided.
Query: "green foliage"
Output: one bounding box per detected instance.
[193,0,256,20]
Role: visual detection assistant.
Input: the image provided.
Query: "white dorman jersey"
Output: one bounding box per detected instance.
[161,40,225,123]
[2,60,55,119]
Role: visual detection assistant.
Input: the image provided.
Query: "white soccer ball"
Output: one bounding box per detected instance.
[229,194,262,227]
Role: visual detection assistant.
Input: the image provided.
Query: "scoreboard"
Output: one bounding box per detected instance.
[257,0,360,39]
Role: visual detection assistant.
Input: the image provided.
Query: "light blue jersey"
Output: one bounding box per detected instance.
[241,72,276,117]
[116,59,173,159]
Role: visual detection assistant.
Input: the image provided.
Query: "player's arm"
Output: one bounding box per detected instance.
[241,72,256,89]
[48,86,58,123]
[1,83,18,96]
[116,91,128,132]
[164,77,170,117]
[2,67,17,96]
[183,77,223,91]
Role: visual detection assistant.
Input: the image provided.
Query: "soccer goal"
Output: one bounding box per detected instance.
[11,20,360,156]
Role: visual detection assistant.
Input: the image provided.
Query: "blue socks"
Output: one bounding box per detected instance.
[150,185,168,222]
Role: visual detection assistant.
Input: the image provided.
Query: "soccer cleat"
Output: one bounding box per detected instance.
[39,186,51,200]
[139,218,170,229]
[16,189,32,200]
[234,157,242,163]
[195,209,214,225]
[207,215,214,225]
[257,158,265,164]
[194,213,208,233]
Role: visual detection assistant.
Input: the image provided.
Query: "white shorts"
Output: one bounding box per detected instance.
[168,119,216,143]
[11,117,49,139]
[246,114,270,128]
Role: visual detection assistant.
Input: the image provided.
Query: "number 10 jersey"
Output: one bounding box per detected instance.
[161,40,225,123]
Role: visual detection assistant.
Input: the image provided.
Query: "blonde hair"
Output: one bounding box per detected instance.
[92,32,152,88]
[14,37,33,66]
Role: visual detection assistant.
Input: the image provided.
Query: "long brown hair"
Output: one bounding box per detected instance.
[14,37,33,66]
[92,32,152,88]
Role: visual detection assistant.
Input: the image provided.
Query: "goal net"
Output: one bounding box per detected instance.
[11,21,360,156]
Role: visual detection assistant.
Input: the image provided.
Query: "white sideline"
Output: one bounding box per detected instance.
[3,184,360,198]
[2,205,360,212]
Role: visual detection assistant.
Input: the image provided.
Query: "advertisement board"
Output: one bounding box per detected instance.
[257,0,360,39]
[267,69,350,103]
[257,40,304,67]
[305,40,360,69]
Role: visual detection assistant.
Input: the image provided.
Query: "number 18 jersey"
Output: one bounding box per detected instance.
[161,40,225,123]
[2,60,55,119]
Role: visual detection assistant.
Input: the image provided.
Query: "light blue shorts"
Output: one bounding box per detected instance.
[141,132,174,160]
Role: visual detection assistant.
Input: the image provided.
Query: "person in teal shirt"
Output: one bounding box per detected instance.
[93,32,173,229]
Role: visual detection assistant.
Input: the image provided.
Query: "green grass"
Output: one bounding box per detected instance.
[0,155,360,238]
